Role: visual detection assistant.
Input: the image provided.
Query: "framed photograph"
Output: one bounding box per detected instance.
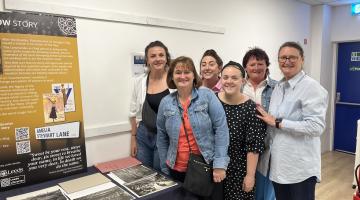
[131,52,146,76]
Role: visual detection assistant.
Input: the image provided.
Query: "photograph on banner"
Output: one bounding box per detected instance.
[43,93,65,123]
[0,12,87,191]
[52,83,76,112]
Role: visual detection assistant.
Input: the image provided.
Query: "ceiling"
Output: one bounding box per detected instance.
[297,0,360,6]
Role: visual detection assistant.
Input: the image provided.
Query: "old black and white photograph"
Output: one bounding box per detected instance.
[124,173,177,197]
[109,164,156,184]
[74,185,135,200]
[7,186,67,200]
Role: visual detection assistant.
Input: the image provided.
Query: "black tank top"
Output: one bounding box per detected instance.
[146,89,170,113]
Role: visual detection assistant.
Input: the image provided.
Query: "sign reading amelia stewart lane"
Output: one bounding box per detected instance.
[0,12,87,191]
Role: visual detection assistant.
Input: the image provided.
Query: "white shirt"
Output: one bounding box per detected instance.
[129,73,175,122]
[129,73,148,122]
[268,71,328,184]
[243,79,267,105]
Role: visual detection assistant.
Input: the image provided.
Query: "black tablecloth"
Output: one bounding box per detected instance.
[0,167,198,200]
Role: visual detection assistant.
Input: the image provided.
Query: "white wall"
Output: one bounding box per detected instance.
[2,0,312,166]
[331,5,360,42]
[310,5,333,153]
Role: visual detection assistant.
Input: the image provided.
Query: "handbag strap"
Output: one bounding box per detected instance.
[176,97,193,154]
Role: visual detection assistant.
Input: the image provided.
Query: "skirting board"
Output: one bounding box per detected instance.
[85,122,131,138]
[4,0,225,34]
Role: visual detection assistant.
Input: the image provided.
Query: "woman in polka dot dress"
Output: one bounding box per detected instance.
[217,61,266,200]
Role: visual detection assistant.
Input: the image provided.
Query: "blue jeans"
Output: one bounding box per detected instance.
[136,121,160,171]
[255,171,275,200]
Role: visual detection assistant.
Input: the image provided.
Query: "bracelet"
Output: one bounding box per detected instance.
[131,134,136,136]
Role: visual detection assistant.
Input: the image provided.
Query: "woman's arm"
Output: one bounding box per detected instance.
[243,152,259,192]
[156,100,170,175]
[129,75,143,157]
[206,90,230,170]
[130,117,137,157]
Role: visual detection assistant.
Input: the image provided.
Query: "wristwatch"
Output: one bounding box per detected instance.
[275,118,283,129]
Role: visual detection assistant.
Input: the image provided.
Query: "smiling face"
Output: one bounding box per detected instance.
[146,46,167,71]
[200,56,221,81]
[221,66,244,95]
[278,46,304,80]
[245,56,267,83]
[172,63,194,90]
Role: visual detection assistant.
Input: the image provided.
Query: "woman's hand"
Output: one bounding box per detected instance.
[130,135,137,157]
[242,174,255,192]
[213,168,226,183]
[256,105,276,127]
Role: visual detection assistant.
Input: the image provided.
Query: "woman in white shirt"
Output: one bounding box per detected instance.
[242,47,277,200]
[129,41,172,171]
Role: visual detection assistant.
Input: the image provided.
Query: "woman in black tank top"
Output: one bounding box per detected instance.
[129,41,171,171]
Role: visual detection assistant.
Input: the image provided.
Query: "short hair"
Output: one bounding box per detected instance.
[200,49,223,69]
[144,40,171,67]
[167,56,202,89]
[242,47,270,68]
[278,41,304,58]
[222,61,246,78]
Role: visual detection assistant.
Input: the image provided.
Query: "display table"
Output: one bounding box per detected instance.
[0,167,198,200]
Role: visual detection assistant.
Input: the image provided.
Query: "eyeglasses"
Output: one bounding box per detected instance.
[278,56,299,63]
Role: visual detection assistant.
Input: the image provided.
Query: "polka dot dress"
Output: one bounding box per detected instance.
[220,99,266,200]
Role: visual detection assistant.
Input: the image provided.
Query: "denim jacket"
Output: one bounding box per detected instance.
[156,87,230,175]
[257,77,278,176]
[261,77,278,112]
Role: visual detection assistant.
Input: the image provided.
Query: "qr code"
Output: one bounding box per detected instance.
[16,140,31,155]
[1,178,10,188]
[15,127,30,141]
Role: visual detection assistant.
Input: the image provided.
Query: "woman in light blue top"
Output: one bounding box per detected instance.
[257,42,328,200]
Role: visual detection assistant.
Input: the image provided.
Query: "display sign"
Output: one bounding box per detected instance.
[0,12,87,191]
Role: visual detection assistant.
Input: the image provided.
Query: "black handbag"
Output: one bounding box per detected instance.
[141,75,157,133]
[141,98,157,132]
[178,107,215,197]
[183,153,214,196]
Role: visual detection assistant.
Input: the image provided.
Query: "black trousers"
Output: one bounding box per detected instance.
[272,176,317,200]
[170,168,224,200]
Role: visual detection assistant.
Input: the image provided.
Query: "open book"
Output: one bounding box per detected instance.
[108,164,177,198]
[59,173,134,200]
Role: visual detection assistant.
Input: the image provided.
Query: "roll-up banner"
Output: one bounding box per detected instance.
[0,12,87,191]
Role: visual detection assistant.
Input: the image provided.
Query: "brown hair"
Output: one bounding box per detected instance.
[144,40,171,67]
[222,61,246,78]
[167,56,202,89]
[200,49,223,69]
[242,47,270,77]
[278,41,304,58]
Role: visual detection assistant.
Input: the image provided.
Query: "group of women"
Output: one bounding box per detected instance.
[129,40,328,200]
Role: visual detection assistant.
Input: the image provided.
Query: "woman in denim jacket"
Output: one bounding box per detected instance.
[157,56,230,199]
